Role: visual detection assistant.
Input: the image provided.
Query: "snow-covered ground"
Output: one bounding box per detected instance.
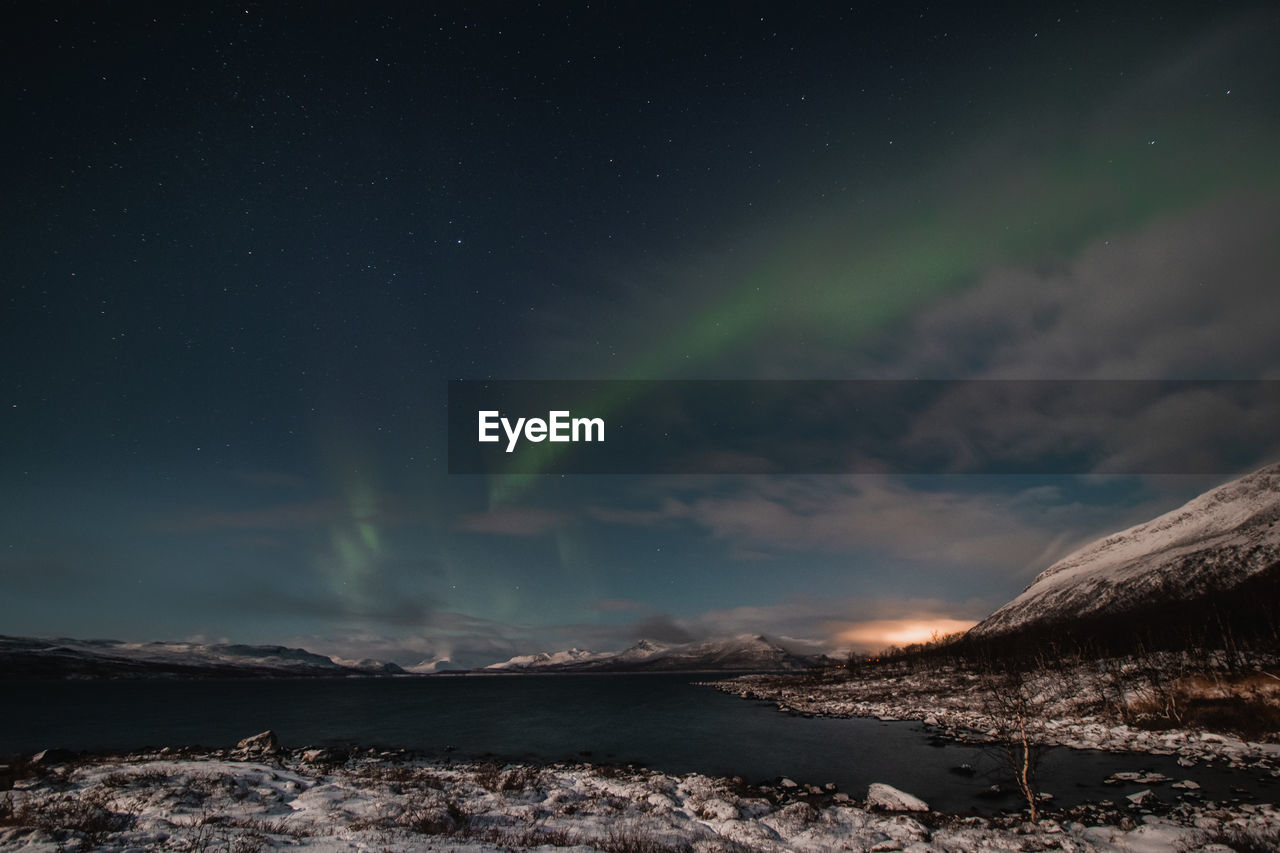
[710,664,1280,774]
[2,745,1277,852]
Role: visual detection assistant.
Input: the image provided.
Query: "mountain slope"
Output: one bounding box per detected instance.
[484,647,611,671]
[0,635,406,678]
[971,462,1280,638]
[484,635,825,673]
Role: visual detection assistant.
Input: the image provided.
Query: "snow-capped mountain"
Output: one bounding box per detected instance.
[484,647,611,671]
[484,635,826,673]
[971,462,1280,638]
[0,635,406,678]
[405,658,470,674]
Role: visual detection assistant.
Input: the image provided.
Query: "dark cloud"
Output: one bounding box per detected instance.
[886,193,1280,382]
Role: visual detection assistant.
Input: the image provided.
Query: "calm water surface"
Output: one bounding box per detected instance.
[2,674,1272,813]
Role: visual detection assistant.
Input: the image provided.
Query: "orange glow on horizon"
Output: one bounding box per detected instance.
[837,617,976,652]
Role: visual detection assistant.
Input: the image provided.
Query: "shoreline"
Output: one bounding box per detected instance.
[4,745,1278,852]
[706,669,1280,775]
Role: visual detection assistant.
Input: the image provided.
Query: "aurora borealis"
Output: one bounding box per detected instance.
[3,2,1279,668]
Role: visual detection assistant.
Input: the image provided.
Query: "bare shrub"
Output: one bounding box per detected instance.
[1186,825,1280,853]
[207,814,311,839]
[99,767,171,789]
[596,822,695,853]
[500,764,545,792]
[3,788,135,848]
[1127,670,1280,740]
[344,762,446,792]
[400,792,471,835]
[472,761,505,791]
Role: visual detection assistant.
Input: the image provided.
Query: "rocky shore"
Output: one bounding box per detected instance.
[2,732,1278,851]
[708,667,1280,775]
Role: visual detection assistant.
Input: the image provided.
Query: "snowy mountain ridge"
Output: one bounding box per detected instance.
[484,634,825,672]
[971,461,1280,637]
[0,635,407,678]
[484,647,611,671]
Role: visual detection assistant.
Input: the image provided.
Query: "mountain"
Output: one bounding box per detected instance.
[484,635,827,673]
[970,462,1280,639]
[405,658,471,674]
[0,635,407,679]
[484,647,610,671]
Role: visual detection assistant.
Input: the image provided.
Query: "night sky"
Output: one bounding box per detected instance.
[4,2,1279,668]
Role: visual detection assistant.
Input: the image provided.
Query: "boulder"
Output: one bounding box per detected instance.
[866,782,929,812]
[300,746,347,764]
[236,730,280,754]
[30,748,76,766]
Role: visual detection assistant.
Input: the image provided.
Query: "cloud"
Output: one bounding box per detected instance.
[564,597,990,656]
[883,192,1280,383]
[690,596,988,648]
[626,614,696,645]
[456,506,568,536]
[590,476,1109,574]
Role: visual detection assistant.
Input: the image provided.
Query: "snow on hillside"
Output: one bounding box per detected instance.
[484,635,822,673]
[406,658,470,674]
[0,635,405,677]
[484,647,610,671]
[972,461,1280,637]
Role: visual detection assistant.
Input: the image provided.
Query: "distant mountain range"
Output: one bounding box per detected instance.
[0,635,406,679]
[970,461,1280,640]
[484,635,830,673]
[0,633,829,679]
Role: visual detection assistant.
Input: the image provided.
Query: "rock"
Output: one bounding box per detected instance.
[30,748,76,766]
[1172,779,1201,790]
[832,792,850,803]
[1126,789,1156,806]
[779,777,798,788]
[866,782,929,812]
[236,730,280,754]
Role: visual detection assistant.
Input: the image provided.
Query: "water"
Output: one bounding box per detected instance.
[2,674,1272,813]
